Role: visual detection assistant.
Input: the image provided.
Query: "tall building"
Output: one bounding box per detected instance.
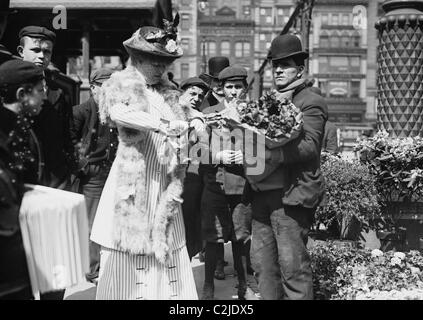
[252,0,295,91]
[309,0,376,153]
[172,0,199,84]
[197,0,255,80]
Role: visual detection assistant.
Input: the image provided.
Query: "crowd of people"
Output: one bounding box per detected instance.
[0,19,337,300]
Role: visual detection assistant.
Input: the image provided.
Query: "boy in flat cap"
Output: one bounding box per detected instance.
[70,68,118,284]
[177,77,208,262]
[0,59,46,299]
[199,65,250,300]
[248,34,328,300]
[17,26,75,191]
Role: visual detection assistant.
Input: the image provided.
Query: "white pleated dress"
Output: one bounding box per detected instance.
[91,84,198,300]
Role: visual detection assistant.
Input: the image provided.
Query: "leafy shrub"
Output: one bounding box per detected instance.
[355,131,423,203]
[310,241,423,300]
[315,153,382,238]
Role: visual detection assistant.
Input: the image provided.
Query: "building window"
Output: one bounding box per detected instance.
[181,63,189,79]
[341,35,350,47]
[260,33,272,51]
[206,41,216,56]
[321,13,328,25]
[181,14,190,30]
[277,7,290,25]
[181,38,190,53]
[243,42,250,56]
[352,32,361,47]
[320,34,329,47]
[318,56,329,73]
[331,14,339,25]
[351,81,361,98]
[350,56,360,72]
[260,7,273,25]
[235,42,242,57]
[221,40,230,56]
[328,81,348,97]
[243,5,251,16]
[329,35,340,48]
[342,13,350,25]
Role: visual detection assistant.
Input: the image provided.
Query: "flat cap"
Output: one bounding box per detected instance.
[19,26,56,43]
[218,66,247,82]
[0,59,44,87]
[180,77,209,92]
[90,68,114,85]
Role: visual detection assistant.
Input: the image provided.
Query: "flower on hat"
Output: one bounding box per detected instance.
[165,39,178,54]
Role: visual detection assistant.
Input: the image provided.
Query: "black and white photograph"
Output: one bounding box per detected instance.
[1,0,423,306]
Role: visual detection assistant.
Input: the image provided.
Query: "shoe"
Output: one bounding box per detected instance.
[85,271,99,284]
[214,269,225,280]
[201,283,214,300]
[237,280,247,300]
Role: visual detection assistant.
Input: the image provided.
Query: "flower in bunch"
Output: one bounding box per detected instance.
[390,256,402,266]
[394,252,406,260]
[371,249,383,258]
[410,266,421,275]
[165,39,178,53]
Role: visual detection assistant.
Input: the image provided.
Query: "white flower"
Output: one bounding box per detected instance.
[394,252,406,260]
[371,249,383,258]
[390,257,402,266]
[410,267,421,275]
[165,39,177,53]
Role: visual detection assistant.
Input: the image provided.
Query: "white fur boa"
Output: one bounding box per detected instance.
[98,65,188,264]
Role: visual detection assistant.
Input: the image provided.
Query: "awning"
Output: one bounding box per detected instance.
[10,0,155,9]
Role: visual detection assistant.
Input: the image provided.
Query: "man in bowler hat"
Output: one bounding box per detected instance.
[70,68,118,284]
[248,34,328,300]
[17,26,75,190]
[200,56,230,111]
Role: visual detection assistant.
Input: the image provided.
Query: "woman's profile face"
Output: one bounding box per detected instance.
[137,58,170,85]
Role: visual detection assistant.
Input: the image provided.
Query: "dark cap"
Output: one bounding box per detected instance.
[206,56,230,78]
[218,66,247,82]
[180,77,209,92]
[268,34,308,62]
[90,68,114,85]
[0,59,44,87]
[19,26,56,43]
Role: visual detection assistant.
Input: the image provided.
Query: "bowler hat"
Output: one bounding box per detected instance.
[218,66,247,82]
[268,34,308,62]
[90,68,114,85]
[19,26,56,43]
[123,26,183,61]
[180,77,209,92]
[0,59,44,88]
[205,56,229,79]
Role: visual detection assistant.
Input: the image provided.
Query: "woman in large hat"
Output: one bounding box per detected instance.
[90,19,205,300]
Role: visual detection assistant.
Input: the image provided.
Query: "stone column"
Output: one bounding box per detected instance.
[375,0,423,137]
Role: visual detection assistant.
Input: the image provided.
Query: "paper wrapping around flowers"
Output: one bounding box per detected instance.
[19,185,89,297]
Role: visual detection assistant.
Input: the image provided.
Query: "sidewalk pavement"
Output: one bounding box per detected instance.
[64,242,260,300]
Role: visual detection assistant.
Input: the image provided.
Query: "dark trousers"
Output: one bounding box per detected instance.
[78,164,110,279]
[182,173,203,260]
[250,189,314,300]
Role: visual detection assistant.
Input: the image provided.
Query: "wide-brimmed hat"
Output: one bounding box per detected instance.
[123,25,183,61]
[268,34,309,62]
[205,56,230,79]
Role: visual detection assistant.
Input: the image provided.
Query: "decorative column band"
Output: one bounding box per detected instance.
[376,0,423,138]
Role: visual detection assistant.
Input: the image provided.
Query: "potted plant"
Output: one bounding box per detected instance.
[355,131,423,250]
[315,152,382,241]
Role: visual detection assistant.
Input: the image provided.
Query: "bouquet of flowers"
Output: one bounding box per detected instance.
[204,90,303,149]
